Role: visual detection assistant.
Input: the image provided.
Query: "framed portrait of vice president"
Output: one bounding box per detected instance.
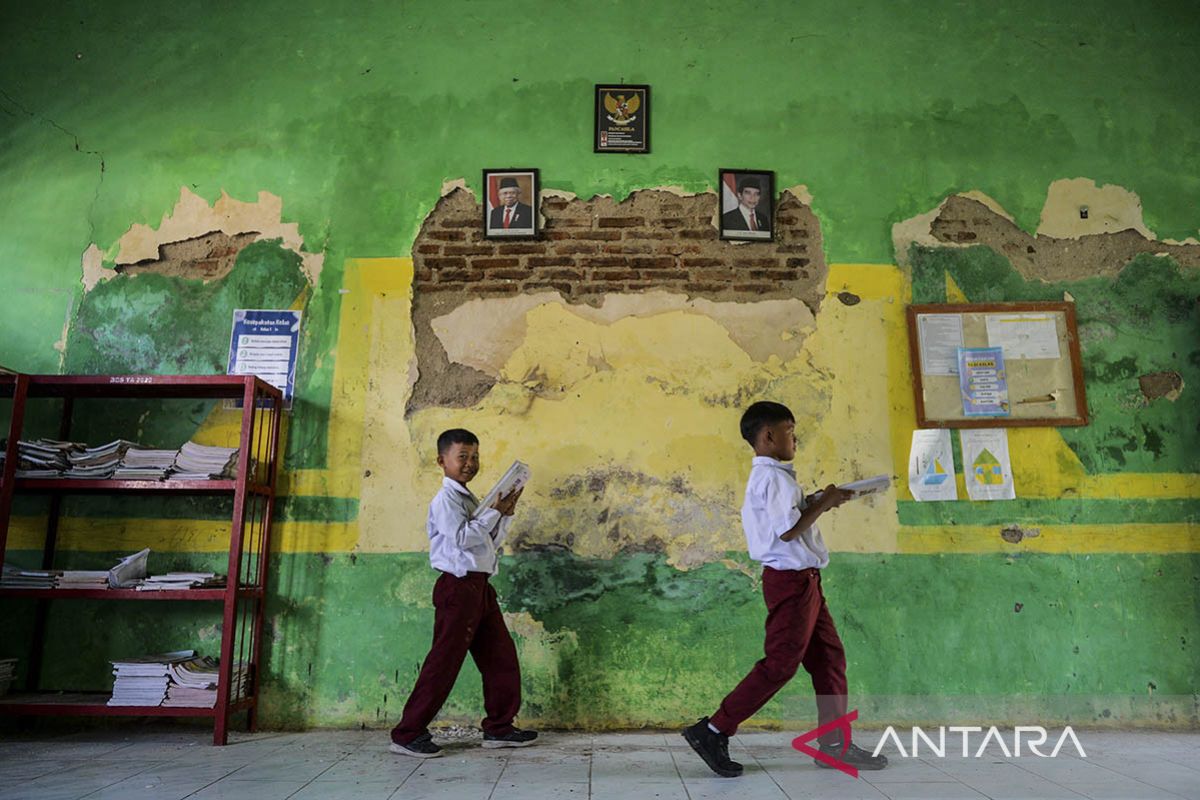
[483,169,539,239]
[718,169,774,242]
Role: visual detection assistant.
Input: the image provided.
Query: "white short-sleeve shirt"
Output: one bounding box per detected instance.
[427,477,513,577]
[740,456,830,570]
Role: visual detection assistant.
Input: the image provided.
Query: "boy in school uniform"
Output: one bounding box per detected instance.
[683,401,887,777]
[389,428,538,758]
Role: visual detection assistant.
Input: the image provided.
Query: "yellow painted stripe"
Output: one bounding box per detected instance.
[7,517,359,554]
[18,261,1195,557]
[899,524,1200,554]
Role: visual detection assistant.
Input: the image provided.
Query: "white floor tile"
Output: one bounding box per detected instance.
[0,728,1195,800]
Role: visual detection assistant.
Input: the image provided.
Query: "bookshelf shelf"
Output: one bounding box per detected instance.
[0,691,255,717]
[5,478,273,495]
[0,373,282,745]
[0,587,263,601]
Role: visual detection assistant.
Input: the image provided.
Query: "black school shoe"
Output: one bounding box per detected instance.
[682,717,744,778]
[482,727,539,748]
[389,732,443,759]
[814,740,888,770]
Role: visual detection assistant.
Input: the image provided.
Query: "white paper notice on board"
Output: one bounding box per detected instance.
[917,313,965,375]
[908,429,957,501]
[960,428,1016,501]
[985,313,1061,360]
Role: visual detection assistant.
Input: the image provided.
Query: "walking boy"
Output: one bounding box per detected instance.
[683,401,887,776]
[390,428,538,758]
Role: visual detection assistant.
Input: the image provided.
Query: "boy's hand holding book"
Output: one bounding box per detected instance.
[812,483,851,510]
[493,486,524,516]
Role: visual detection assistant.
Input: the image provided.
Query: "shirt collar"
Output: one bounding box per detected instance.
[442,476,476,498]
[751,455,795,474]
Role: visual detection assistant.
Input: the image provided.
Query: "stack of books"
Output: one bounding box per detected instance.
[172,441,239,480]
[137,572,225,591]
[0,658,15,696]
[108,650,196,707]
[57,570,111,590]
[0,565,57,589]
[162,657,249,708]
[6,439,78,478]
[64,440,138,479]
[113,448,179,480]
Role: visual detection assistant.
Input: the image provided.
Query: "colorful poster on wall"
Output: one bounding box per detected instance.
[227,309,302,409]
[960,428,1016,501]
[908,428,958,501]
[958,347,1010,416]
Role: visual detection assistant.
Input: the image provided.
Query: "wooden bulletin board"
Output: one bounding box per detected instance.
[906,302,1089,428]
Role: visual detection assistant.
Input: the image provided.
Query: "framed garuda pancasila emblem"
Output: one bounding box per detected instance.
[594,84,650,154]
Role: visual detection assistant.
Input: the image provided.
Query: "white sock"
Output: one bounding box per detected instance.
[707,722,722,735]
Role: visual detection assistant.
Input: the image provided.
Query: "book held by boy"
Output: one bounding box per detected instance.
[471,460,532,519]
[807,474,891,506]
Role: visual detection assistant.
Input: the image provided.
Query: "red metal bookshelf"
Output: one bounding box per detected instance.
[0,373,282,745]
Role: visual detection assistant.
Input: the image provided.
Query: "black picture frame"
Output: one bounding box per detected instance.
[718,169,775,242]
[594,84,650,154]
[483,169,539,239]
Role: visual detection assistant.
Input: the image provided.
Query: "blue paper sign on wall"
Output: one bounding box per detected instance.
[226,309,302,408]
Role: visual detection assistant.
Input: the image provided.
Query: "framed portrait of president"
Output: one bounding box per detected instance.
[718,169,774,242]
[483,169,539,239]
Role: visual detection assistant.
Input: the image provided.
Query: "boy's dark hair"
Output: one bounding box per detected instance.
[739,401,794,445]
[437,428,479,455]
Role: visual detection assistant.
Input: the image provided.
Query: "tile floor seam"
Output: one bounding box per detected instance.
[1159,755,1200,776]
[586,734,594,800]
[998,757,1100,799]
[73,758,176,800]
[916,755,1000,800]
[1020,750,1194,800]
[663,732,695,800]
[485,751,511,800]
[383,754,423,797]
[282,744,355,799]
[739,736,793,798]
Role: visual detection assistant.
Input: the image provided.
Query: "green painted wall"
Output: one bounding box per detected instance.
[1,1,1198,730]
[3,550,1196,728]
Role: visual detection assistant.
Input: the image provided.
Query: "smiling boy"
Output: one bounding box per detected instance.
[389,428,537,758]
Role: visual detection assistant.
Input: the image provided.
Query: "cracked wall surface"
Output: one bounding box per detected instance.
[895,190,1200,281]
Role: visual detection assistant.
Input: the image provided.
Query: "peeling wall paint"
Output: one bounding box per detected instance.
[111,188,324,286]
[1,1,1199,732]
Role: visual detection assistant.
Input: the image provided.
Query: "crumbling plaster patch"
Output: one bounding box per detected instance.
[894,181,1200,280]
[430,291,816,378]
[80,243,106,293]
[1139,370,1184,402]
[891,190,1013,267]
[1037,178,1158,240]
[80,187,323,290]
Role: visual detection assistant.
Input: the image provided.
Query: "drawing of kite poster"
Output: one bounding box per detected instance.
[908,428,958,501]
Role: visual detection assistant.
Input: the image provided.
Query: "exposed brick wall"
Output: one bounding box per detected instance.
[408,186,829,412]
[414,187,827,311]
